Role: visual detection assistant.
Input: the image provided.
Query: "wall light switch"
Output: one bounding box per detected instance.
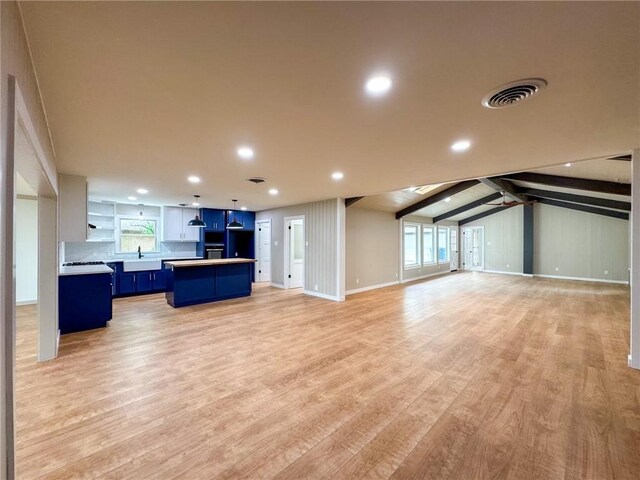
[305,241,309,247]
[274,241,278,246]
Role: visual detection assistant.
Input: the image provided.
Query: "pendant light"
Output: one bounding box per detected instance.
[226,199,243,230]
[187,195,206,227]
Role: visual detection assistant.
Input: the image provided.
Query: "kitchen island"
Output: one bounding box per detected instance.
[164,258,256,308]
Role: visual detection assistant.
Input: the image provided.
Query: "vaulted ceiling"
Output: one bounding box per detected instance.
[20,2,639,211]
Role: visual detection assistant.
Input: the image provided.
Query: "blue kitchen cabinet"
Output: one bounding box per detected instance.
[59,272,112,334]
[152,270,166,290]
[227,210,255,231]
[116,269,167,296]
[202,208,226,232]
[136,272,153,293]
[118,273,136,295]
[106,262,121,296]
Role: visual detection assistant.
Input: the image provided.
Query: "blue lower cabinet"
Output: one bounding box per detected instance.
[59,273,112,334]
[116,270,167,296]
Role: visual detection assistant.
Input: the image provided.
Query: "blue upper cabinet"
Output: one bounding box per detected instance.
[201,208,226,232]
[226,210,255,231]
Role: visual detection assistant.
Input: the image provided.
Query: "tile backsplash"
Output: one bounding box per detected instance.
[63,241,198,263]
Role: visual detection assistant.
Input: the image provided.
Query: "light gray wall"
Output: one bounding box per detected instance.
[15,197,37,304]
[465,203,630,282]
[346,206,399,292]
[534,203,629,282]
[401,215,456,282]
[256,199,341,299]
[1,1,60,475]
[464,206,524,274]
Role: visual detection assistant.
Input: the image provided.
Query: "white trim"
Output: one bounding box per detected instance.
[303,289,342,302]
[400,270,450,284]
[631,148,640,370]
[461,226,485,271]
[269,283,286,289]
[533,273,628,285]
[255,219,272,283]
[483,270,524,276]
[346,280,400,295]
[16,300,37,306]
[336,199,346,302]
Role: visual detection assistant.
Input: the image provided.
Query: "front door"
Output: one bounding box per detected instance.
[256,221,271,283]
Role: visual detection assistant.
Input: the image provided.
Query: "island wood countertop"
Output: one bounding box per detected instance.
[164,258,257,268]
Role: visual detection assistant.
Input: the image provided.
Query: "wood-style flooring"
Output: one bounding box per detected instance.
[15,272,640,479]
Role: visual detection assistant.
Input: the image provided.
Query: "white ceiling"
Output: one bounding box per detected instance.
[19,2,640,211]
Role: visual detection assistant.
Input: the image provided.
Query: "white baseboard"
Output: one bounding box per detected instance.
[16,299,37,306]
[533,273,628,285]
[303,289,343,302]
[346,280,400,296]
[400,270,449,284]
[629,355,640,370]
[269,283,286,289]
[483,270,523,276]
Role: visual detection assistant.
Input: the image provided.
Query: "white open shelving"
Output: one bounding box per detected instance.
[87,200,116,242]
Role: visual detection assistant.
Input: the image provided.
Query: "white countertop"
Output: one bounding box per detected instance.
[100,255,203,263]
[59,265,114,276]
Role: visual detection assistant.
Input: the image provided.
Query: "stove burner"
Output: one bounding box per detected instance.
[63,261,106,266]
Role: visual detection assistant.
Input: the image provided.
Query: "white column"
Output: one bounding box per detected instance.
[630,149,640,369]
[336,198,346,301]
[38,196,58,361]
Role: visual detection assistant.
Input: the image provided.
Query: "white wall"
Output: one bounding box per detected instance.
[464,203,630,283]
[15,197,37,304]
[346,206,399,293]
[256,199,344,300]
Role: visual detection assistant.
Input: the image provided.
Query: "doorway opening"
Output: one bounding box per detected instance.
[255,220,271,283]
[462,226,484,271]
[284,216,304,289]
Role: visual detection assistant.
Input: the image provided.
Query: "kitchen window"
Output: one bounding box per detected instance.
[438,226,450,263]
[403,223,420,268]
[117,217,159,253]
[422,226,435,264]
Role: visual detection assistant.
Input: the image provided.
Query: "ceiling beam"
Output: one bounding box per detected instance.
[499,172,631,196]
[608,154,632,161]
[395,180,479,220]
[521,188,631,211]
[345,196,364,208]
[458,205,514,226]
[479,177,525,202]
[432,192,502,223]
[534,197,629,220]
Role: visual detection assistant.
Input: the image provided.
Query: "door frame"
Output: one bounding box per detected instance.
[449,226,459,271]
[255,219,272,283]
[283,215,305,289]
[462,226,485,271]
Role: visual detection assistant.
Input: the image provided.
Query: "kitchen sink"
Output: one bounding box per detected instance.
[123,259,162,272]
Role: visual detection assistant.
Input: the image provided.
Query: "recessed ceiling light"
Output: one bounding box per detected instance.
[444,197,451,202]
[269,188,279,196]
[450,140,471,152]
[565,163,572,167]
[188,176,201,183]
[365,74,393,96]
[128,196,137,201]
[332,171,344,180]
[240,206,247,211]
[237,146,254,160]
[137,188,148,194]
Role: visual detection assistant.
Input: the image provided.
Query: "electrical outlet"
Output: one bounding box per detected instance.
[395,273,398,278]
[305,241,309,247]
[274,240,278,246]
[604,270,609,275]
[506,263,510,268]
[356,278,359,285]
[555,267,559,272]
[314,284,318,291]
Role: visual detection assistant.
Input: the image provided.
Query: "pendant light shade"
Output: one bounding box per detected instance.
[226,199,243,230]
[187,195,206,228]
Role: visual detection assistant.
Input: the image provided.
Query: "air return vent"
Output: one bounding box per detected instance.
[482,78,547,109]
[246,177,267,184]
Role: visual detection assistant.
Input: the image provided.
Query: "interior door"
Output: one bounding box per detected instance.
[287,219,304,288]
[463,227,484,271]
[450,228,459,270]
[256,222,271,282]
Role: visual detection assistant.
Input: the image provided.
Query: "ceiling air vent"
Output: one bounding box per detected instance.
[482,78,547,109]
[246,177,267,184]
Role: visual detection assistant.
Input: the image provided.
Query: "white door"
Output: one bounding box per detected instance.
[462,227,484,271]
[182,208,201,241]
[256,221,271,282]
[286,218,304,288]
[450,228,459,270]
[162,206,184,242]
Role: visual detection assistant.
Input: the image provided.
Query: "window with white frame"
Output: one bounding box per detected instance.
[403,223,420,268]
[437,226,450,263]
[117,217,159,253]
[422,225,435,264]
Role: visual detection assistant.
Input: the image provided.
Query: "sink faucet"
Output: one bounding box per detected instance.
[138,246,144,259]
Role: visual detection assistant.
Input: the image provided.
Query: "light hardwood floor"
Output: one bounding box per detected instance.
[15,272,640,479]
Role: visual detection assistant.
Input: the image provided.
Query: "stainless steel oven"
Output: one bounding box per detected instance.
[206,248,223,259]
